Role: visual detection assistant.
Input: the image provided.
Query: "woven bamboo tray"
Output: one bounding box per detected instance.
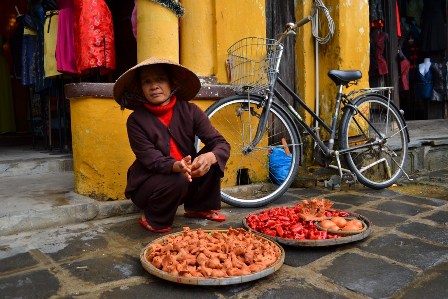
[140,229,285,285]
[242,212,372,247]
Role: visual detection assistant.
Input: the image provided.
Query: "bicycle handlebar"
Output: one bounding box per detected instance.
[275,16,312,46]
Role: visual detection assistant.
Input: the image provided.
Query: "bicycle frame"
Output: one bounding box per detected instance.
[244,72,343,160]
[245,75,404,165]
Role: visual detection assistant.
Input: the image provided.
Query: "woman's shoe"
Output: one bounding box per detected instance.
[184,210,226,222]
[139,218,171,233]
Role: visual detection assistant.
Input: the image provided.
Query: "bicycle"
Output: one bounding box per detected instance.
[200,6,411,208]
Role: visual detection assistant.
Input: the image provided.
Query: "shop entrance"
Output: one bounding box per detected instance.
[0,0,136,150]
[369,0,448,120]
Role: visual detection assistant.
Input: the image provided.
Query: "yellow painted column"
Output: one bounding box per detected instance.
[180,0,215,76]
[137,0,179,62]
[70,96,134,200]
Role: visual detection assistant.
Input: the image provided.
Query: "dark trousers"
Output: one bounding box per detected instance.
[132,166,222,229]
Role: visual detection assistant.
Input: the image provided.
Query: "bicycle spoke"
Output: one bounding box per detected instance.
[203,96,301,207]
[340,95,408,189]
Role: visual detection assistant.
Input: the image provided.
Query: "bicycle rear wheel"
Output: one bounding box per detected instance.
[339,95,408,189]
[203,95,301,207]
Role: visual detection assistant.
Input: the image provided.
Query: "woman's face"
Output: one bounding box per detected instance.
[140,65,172,106]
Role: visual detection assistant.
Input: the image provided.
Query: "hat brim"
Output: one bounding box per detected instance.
[113,57,201,110]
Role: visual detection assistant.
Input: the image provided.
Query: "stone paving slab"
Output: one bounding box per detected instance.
[320,252,416,299]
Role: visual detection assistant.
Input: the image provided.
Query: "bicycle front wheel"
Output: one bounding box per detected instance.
[339,95,408,189]
[204,95,301,207]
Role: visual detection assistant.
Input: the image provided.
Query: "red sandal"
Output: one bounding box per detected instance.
[139,218,171,233]
[184,210,226,222]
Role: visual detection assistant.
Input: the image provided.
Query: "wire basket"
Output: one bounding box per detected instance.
[227,37,284,95]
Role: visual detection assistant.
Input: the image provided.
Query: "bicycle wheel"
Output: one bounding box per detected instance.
[203,94,301,207]
[339,95,408,189]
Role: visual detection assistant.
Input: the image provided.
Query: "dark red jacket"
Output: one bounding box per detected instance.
[124,100,230,198]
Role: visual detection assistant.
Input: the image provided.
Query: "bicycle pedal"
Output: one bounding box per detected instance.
[341,173,357,185]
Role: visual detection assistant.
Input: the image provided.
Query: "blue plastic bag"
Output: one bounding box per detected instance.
[269,147,292,185]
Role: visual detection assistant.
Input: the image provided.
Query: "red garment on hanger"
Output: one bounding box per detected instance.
[396,0,401,37]
[56,0,78,74]
[73,0,116,75]
[372,30,389,76]
[400,57,410,90]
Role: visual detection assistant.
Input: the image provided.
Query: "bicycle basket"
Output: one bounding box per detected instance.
[227,37,283,95]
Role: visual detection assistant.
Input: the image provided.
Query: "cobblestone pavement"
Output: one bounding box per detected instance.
[1,186,447,299]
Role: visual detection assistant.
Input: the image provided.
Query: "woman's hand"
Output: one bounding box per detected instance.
[191,152,217,178]
[173,155,192,182]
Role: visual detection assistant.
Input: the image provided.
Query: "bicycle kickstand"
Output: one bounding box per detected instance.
[333,151,357,186]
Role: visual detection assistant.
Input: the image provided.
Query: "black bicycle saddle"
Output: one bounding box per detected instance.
[327,70,362,86]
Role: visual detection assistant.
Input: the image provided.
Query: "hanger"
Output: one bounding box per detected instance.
[15,6,23,18]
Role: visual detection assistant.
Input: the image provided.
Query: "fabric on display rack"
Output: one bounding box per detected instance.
[399,55,410,91]
[21,15,37,86]
[10,15,25,79]
[369,0,384,22]
[370,30,389,76]
[416,68,433,100]
[429,62,448,102]
[73,0,116,75]
[56,0,77,74]
[23,3,50,92]
[420,0,447,53]
[44,10,61,77]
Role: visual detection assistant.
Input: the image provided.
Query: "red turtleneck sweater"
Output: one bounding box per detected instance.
[144,96,184,161]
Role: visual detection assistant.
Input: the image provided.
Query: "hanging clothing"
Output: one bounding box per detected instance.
[73,0,116,75]
[416,68,433,100]
[28,3,50,92]
[44,10,61,77]
[0,35,16,133]
[369,0,384,23]
[10,15,25,79]
[22,4,49,92]
[430,62,448,102]
[399,55,410,91]
[406,0,424,26]
[21,15,38,86]
[420,0,447,53]
[56,0,77,74]
[370,30,389,76]
[395,1,401,37]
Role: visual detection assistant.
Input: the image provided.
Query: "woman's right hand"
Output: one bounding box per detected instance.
[174,155,192,182]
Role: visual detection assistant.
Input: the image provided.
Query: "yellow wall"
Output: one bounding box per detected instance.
[70,98,133,200]
[296,0,370,164]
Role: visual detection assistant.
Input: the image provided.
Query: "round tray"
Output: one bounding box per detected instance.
[242,212,372,247]
[140,229,285,285]
[315,217,368,236]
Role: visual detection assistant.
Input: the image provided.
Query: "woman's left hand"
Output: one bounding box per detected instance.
[191,152,217,178]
